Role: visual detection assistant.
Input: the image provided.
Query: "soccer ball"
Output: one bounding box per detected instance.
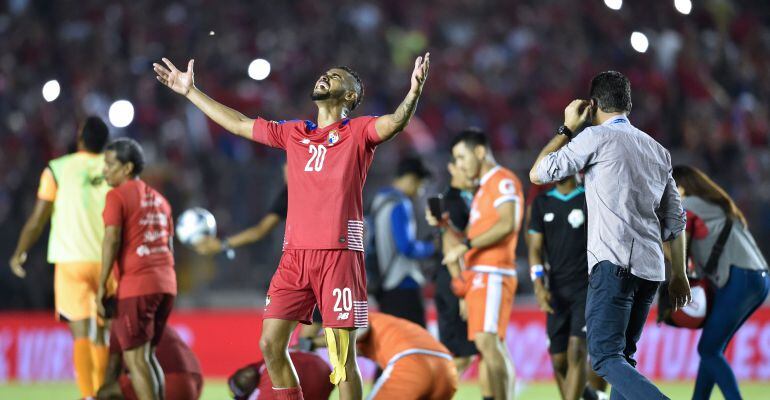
[176,207,217,246]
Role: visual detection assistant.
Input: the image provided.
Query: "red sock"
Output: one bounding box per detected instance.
[272,387,304,400]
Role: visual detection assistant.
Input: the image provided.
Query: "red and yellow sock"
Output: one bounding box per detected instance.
[272,387,304,400]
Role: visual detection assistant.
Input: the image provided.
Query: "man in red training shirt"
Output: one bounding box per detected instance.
[98,138,177,400]
[228,350,334,400]
[97,326,202,400]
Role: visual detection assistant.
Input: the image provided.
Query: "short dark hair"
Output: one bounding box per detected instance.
[450,127,489,150]
[228,364,260,400]
[396,156,431,179]
[105,138,145,176]
[334,65,364,110]
[589,71,632,113]
[81,117,109,153]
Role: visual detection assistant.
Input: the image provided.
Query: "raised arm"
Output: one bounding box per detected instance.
[373,53,430,143]
[154,58,254,139]
[529,99,593,184]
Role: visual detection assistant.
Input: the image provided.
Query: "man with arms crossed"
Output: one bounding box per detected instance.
[153,52,430,400]
[99,138,177,400]
[10,117,112,399]
[529,71,691,400]
[444,128,522,400]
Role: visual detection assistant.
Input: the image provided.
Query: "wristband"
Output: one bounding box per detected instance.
[530,264,544,282]
[221,239,236,260]
[221,238,232,252]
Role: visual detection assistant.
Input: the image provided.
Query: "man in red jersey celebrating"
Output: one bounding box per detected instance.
[98,138,177,400]
[153,52,430,400]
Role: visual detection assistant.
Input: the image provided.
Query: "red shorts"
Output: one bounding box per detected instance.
[264,249,368,329]
[113,293,174,350]
[120,372,203,400]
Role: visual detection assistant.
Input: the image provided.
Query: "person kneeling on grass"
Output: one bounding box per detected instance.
[306,311,458,400]
[97,325,203,400]
[228,350,334,400]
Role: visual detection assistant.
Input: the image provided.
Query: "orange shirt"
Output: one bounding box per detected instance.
[465,166,523,270]
[357,312,450,367]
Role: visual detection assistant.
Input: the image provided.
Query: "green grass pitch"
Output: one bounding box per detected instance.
[2,380,769,399]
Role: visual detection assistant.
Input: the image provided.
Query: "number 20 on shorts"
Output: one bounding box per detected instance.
[332,287,352,312]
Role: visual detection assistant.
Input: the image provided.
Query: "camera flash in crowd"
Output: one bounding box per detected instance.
[630,31,649,53]
[604,0,622,11]
[248,59,271,81]
[109,99,135,128]
[42,80,60,102]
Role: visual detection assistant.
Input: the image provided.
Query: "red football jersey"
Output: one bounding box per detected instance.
[103,179,176,298]
[252,116,381,251]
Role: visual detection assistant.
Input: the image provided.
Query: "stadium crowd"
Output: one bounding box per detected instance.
[2,0,770,309]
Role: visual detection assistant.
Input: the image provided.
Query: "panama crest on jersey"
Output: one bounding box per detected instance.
[327,130,339,146]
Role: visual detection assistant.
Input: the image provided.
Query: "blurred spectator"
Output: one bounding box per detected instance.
[370,156,434,327]
[2,0,770,307]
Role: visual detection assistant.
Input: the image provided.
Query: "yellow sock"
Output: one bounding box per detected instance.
[73,338,95,397]
[324,328,350,385]
[90,343,110,393]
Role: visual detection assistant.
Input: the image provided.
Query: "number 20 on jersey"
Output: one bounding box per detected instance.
[304,144,327,172]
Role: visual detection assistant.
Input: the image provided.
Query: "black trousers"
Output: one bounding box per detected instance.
[376,287,426,327]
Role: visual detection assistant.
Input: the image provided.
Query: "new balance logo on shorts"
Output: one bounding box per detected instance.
[337,312,350,320]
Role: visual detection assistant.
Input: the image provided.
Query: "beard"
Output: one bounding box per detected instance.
[310,90,331,101]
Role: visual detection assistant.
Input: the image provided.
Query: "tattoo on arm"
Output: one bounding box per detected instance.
[390,93,418,129]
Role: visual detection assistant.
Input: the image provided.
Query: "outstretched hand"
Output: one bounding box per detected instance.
[194,236,223,255]
[154,58,195,96]
[410,52,430,94]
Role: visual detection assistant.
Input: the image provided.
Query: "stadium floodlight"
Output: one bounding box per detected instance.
[42,80,61,102]
[630,32,649,53]
[248,58,271,81]
[674,0,692,15]
[604,0,622,11]
[108,100,135,128]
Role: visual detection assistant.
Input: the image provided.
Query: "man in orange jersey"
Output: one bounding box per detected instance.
[443,128,523,400]
[311,311,457,400]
